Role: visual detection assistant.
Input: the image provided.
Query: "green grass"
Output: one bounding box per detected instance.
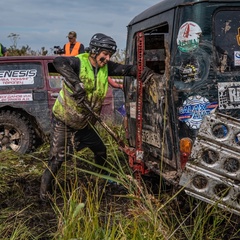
[0,124,240,239]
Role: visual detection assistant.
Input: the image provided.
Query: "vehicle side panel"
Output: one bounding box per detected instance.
[125,9,179,172]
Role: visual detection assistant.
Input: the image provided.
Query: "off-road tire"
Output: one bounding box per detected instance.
[0,110,36,154]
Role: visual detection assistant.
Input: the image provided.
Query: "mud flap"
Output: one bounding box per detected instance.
[179,112,240,215]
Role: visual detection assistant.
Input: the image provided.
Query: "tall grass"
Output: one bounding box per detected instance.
[0,124,240,239]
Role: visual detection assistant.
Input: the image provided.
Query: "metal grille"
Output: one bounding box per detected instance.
[179,112,240,215]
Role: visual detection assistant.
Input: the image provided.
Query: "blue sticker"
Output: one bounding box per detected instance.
[178,95,218,129]
[117,104,126,117]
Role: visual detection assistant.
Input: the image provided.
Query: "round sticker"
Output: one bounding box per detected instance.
[178,95,218,129]
[179,63,199,83]
[177,21,202,53]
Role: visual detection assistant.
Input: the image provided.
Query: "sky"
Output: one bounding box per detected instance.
[1,0,160,55]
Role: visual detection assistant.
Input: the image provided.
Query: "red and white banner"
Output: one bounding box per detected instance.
[0,94,33,102]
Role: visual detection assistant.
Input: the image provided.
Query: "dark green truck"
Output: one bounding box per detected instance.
[124,0,240,215]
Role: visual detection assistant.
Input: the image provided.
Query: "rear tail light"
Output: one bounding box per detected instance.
[180,137,193,169]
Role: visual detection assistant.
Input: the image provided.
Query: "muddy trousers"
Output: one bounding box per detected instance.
[40,160,62,200]
[40,115,107,200]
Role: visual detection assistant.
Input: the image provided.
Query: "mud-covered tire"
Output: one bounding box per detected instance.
[0,110,36,154]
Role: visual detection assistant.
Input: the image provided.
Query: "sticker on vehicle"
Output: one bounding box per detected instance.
[177,21,202,53]
[218,82,240,109]
[178,95,218,129]
[130,102,136,119]
[234,51,240,66]
[0,94,33,102]
[0,69,37,85]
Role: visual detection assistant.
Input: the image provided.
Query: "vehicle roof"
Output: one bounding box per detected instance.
[128,0,240,26]
[0,55,57,62]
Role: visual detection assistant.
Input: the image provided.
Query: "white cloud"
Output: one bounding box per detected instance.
[1,0,160,54]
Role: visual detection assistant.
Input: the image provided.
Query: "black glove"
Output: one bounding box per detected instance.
[71,82,86,104]
[140,67,154,84]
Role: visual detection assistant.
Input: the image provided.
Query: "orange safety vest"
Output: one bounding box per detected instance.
[64,42,81,56]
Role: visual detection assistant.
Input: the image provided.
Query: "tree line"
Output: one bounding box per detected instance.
[7,33,48,56]
[6,33,126,63]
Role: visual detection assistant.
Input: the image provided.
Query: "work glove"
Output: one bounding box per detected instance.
[71,82,86,104]
[140,67,155,84]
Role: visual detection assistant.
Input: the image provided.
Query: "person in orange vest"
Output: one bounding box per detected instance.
[63,31,85,56]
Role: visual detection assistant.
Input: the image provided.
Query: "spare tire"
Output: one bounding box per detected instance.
[0,110,35,154]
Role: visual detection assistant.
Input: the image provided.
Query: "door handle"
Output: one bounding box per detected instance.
[50,93,59,98]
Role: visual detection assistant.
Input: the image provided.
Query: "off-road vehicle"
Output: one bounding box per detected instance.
[123,0,240,215]
[0,56,123,154]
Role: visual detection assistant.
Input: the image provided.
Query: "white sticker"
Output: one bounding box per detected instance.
[130,102,136,119]
[177,21,202,53]
[0,94,33,102]
[218,82,240,109]
[234,51,240,66]
[0,69,37,85]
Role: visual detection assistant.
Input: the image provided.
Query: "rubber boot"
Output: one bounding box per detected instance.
[40,161,62,201]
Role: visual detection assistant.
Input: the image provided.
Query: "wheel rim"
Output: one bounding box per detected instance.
[0,125,21,152]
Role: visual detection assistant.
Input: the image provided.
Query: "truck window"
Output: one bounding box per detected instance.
[0,62,44,89]
[47,62,63,89]
[143,24,168,74]
[214,9,240,73]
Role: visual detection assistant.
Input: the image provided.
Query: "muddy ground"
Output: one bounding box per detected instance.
[1,150,240,240]
[0,149,158,239]
[1,164,164,239]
